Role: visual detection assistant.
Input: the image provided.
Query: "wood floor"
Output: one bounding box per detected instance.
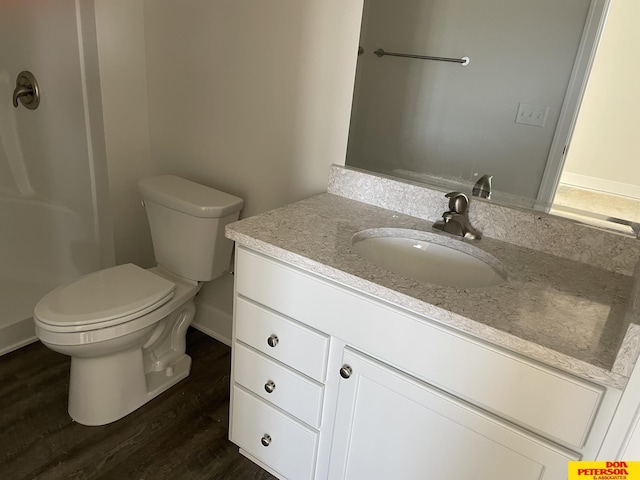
[0,328,276,480]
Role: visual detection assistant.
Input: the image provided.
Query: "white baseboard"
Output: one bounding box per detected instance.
[0,318,38,355]
[0,318,37,356]
[192,299,232,347]
[560,172,640,200]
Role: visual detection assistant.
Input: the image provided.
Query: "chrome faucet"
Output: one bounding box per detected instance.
[433,192,482,240]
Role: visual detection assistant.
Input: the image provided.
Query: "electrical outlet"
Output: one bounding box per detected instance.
[515,103,549,127]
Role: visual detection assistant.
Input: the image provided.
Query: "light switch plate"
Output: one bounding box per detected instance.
[515,103,549,127]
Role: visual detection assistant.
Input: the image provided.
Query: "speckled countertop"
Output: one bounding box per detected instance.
[227,193,640,390]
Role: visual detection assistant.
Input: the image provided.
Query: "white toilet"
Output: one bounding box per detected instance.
[34,175,243,426]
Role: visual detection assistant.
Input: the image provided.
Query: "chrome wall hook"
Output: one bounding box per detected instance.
[13,71,40,110]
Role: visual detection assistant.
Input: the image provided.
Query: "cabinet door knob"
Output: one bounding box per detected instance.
[264,380,276,393]
[261,434,272,447]
[340,364,353,379]
[267,334,279,348]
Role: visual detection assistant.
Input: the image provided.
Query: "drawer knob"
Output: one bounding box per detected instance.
[267,334,279,348]
[261,434,272,447]
[340,364,353,379]
[264,380,276,393]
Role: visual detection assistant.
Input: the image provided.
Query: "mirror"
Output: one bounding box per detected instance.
[345,0,638,234]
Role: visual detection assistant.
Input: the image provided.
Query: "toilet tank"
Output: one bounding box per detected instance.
[138,175,243,282]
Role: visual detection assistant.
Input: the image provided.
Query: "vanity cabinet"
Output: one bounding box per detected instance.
[229,246,618,479]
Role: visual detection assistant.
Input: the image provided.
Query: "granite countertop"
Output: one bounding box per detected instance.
[226,193,639,390]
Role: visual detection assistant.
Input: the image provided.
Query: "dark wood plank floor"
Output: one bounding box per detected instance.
[0,328,276,480]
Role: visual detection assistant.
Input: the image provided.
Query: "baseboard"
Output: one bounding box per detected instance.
[0,318,37,356]
[192,300,232,347]
[560,172,640,200]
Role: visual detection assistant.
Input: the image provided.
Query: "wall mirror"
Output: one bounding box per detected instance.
[345,0,638,235]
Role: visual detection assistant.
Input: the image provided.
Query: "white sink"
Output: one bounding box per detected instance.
[352,229,506,288]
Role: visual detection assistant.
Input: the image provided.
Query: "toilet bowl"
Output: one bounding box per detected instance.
[34,175,243,426]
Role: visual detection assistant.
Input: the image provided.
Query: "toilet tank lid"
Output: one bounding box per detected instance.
[139,175,244,218]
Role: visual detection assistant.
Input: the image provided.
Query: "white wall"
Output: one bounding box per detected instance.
[95,0,155,267]
[142,0,363,217]
[95,0,363,262]
[562,0,640,199]
[347,0,591,200]
[94,0,363,339]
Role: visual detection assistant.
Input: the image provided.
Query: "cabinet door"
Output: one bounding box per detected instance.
[328,348,577,480]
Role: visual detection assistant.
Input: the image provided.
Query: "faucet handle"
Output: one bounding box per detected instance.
[445,192,469,214]
[472,174,493,199]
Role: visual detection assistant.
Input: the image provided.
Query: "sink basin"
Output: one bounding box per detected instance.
[352,228,506,288]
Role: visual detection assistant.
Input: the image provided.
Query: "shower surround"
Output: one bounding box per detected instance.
[0,0,111,354]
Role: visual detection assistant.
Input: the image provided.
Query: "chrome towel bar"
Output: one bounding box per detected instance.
[374,48,470,66]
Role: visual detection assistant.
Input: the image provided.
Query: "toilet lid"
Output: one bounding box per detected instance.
[34,264,176,328]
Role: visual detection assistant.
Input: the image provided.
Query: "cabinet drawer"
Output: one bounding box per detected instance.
[233,342,324,428]
[230,385,318,480]
[235,297,329,382]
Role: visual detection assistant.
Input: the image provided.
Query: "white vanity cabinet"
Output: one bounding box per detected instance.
[229,246,619,479]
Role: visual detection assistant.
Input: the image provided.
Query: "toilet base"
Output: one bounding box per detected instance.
[68,347,192,426]
[146,354,191,403]
[37,274,200,426]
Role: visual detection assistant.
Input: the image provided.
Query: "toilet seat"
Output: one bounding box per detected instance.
[34,264,175,333]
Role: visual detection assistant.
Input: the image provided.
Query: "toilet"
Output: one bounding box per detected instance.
[34,175,243,426]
